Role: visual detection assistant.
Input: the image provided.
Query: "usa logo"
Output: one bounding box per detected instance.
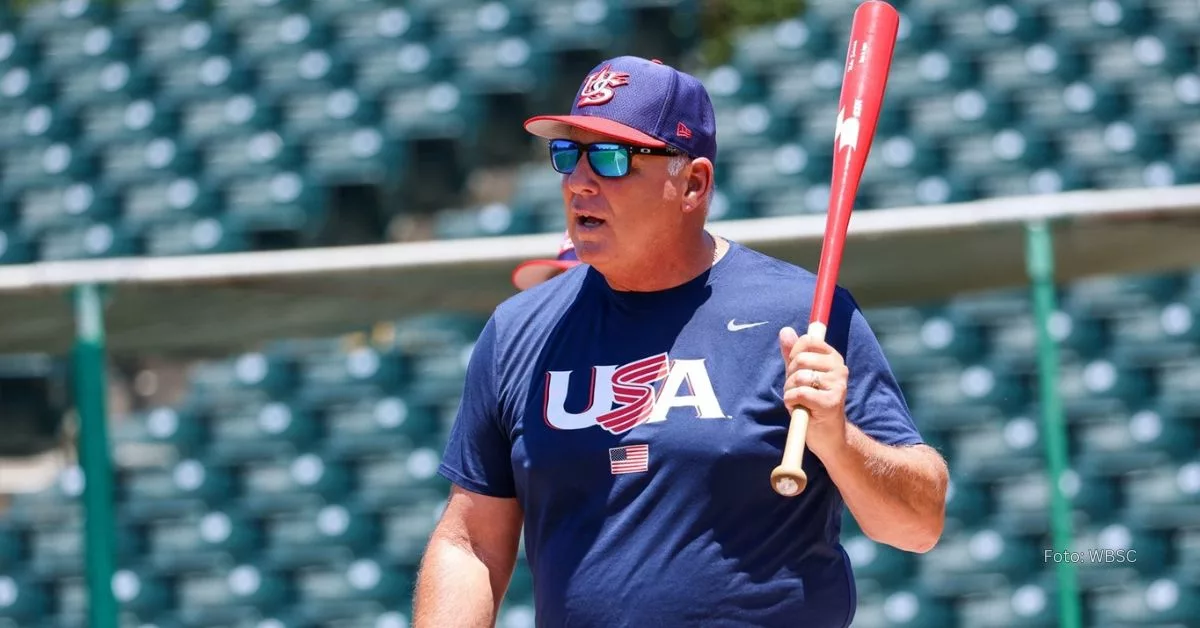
[576,65,631,107]
[542,353,729,434]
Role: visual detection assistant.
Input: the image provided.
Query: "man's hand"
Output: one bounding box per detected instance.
[779,326,850,459]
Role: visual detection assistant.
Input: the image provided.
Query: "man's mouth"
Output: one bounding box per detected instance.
[575,214,606,228]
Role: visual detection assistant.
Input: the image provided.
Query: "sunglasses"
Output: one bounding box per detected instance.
[547,139,680,178]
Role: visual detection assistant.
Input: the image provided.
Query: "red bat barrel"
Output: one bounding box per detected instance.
[772,1,900,497]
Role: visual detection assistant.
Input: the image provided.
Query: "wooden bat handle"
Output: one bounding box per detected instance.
[771,320,828,497]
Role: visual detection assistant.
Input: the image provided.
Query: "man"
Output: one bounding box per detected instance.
[414,55,948,627]
[510,230,582,291]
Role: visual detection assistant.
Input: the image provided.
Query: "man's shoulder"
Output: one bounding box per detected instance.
[490,264,589,336]
[721,241,864,319]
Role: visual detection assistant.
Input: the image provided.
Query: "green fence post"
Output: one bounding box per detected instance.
[1025,219,1082,628]
[73,283,119,628]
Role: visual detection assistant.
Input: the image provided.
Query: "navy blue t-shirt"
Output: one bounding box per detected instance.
[439,240,924,628]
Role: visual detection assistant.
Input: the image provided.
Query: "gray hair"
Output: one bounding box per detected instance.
[667,153,716,207]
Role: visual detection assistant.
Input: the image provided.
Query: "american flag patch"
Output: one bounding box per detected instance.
[609,444,649,474]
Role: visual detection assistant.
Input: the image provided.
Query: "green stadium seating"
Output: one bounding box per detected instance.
[145,509,262,574]
[434,203,540,240]
[1087,575,1200,626]
[956,579,1061,628]
[0,574,50,625]
[850,588,956,627]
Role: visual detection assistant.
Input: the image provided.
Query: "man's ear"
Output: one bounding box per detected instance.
[682,158,714,213]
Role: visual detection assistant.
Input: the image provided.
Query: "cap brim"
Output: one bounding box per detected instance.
[511,260,582,291]
[525,115,666,148]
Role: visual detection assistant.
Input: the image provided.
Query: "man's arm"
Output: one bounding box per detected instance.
[413,485,524,627]
[813,423,948,553]
[779,323,948,554]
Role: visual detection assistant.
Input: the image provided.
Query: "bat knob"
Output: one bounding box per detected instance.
[771,466,808,497]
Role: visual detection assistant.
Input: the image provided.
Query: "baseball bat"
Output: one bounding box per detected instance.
[771,0,900,497]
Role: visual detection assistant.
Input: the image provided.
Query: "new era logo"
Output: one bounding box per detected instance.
[676,121,692,139]
[609,444,649,474]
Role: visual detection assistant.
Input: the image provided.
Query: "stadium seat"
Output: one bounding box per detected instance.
[843,533,917,590]
[174,564,292,626]
[134,17,233,72]
[117,0,209,27]
[848,588,956,628]
[1087,575,1200,626]
[28,519,141,579]
[354,449,449,510]
[292,556,412,618]
[916,527,1042,595]
[111,404,207,459]
[380,81,483,145]
[323,2,431,56]
[154,54,254,101]
[145,508,263,574]
[260,504,378,570]
[175,93,277,145]
[212,0,308,22]
[937,2,1050,52]
[77,97,177,151]
[323,394,442,457]
[379,496,445,565]
[1070,522,1173,588]
[121,458,235,521]
[0,574,49,625]
[252,48,353,99]
[140,215,251,256]
[991,468,1121,534]
[15,182,118,239]
[302,126,405,186]
[351,42,452,99]
[37,21,137,78]
[97,136,198,187]
[0,64,55,104]
[732,17,835,75]
[37,222,141,260]
[429,0,531,49]
[218,170,322,240]
[433,203,540,240]
[944,475,992,531]
[238,453,353,515]
[1121,459,1200,529]
[0,29,38,73]
[110,568,174,619]
[1074,407,1196,477]
[528,0,631,53]
[120,175,220,229]
[956,578,1061,628]
[204,401,318,464]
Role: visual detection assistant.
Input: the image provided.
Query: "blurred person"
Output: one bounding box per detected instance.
[414,55,948,628]
[510,230,582,291]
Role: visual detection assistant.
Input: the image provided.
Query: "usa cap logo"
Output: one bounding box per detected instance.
[576,65,631,107]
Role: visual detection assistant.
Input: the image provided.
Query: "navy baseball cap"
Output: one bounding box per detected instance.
[511,231,581,291]
[524,56,717,163]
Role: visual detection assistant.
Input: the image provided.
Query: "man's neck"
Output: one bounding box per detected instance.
[601,232,728,293]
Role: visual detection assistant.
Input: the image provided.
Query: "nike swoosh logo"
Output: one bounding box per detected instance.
[727,319,768,332]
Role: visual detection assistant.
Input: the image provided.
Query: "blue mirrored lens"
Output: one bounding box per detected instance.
[549,141,580,173]
[588,144,629,177]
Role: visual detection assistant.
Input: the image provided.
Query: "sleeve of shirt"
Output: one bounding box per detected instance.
[835,290,926,448]
[437,315,518,498]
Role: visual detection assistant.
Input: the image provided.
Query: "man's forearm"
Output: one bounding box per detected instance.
[815,421,948,553]
[413,536,513,628]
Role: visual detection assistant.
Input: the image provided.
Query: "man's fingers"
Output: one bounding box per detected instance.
[783,386,840,414]
[788,352,841,376]
[787,333,836,360]
[778,326,799,364]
